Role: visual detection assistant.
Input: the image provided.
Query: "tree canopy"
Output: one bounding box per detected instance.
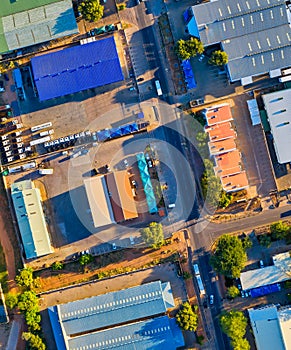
[175,38,204,60]
[210,235,247,278]
[270,221,290,240]
[15,267,34,289]
[22,332,46,350]
[79,254,93,266]
[219,310,250,350]
[209,50,228,66]
[140,222,165,249]
[78,0,104,22]
[227,286,240,299]
[176,302,198,331]
[201,159,232,208]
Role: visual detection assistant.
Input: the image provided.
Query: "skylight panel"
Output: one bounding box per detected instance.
[271,52,274,61]
[252,57,256,66]
[227,5,231,14]
[261,55,264,64]
[287,33,291,41]
[241,18,245,26]
[281,50,284,59]
[260,13,264,21]
[246,1,250,9]
[223,22,226,31]
[250,15,254,24]
[231,20,235,29]
[266,37,271,47]
[218,8,223,16]
[277,35,281,44]
[257,40,261,49]
[270,10,273,19]
[256,0,260,6]
[237,3,242,11]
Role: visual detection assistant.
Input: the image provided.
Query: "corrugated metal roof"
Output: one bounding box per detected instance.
[262,88,291,163]
[248,306,285,350]
[67,316,184,350]
[58,281,170,336]
[106,171,138,221]
[188,0,291,82]
[0,0,78,53]
[11,180,52,259]
[31,37,124,101]
[84,176,116,228]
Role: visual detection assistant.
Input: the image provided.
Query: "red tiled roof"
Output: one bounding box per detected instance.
[208,138,237,155]
[205,122,236,141]
[221,171,249,192]
[205,104,233,126]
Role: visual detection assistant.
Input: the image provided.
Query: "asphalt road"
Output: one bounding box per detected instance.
[191,203,291,251]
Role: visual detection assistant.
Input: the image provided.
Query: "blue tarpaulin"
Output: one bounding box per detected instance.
[97,129,111,142]
[31,37,124,101]
[183,9,191,23]
[250,284,281,298]
[109,127,122,138]
[182,59,197,90]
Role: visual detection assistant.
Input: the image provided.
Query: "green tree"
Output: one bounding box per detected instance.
[51,261,64,271]
[175,37,204,60]
[140,222,165,249]
[79,254,93,266]
[210,235,247,278]
[25,310,41,332]
[232,337,251,350]
[183,271,192,280]
[5,293,18,309]
[78,0,104,22]
[17,291,39,313]
[219,192,233,209]
[227,286,240,299]
[22,332,46,350]
[209,50,228,66]
[242,236,252,250]
[175,39,191,60]
[176,302,198,331]
[15,267,34,289]
[259,234,272,248]
[220,310,248,339]
[270,221,290,240]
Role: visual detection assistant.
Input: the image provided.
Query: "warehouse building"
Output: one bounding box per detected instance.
[48,281,185,350]
[11,180,53,259]
[84,170,138,228]
[0,0,78,54]
[186,0,291,84]
[31,37,124,101]
[248,305,291,350]
[262,88,291,164]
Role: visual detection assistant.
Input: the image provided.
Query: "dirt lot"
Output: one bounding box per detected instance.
[34,231,188,293]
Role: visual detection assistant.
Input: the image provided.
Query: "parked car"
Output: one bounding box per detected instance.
[112,243,117,250]
[129,236,135,245]
[209,294,214,305]
[259,260,264,268]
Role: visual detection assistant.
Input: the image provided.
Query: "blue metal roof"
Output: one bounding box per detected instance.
[31,37,124,101]
[48,306,66,350]
[67,316,185,350]
[58,281,169,336]
[136,153,158,214]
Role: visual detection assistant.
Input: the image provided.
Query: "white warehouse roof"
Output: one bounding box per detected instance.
[262,88,291,164]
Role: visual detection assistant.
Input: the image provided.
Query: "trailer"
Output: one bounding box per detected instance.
[31,122,52,133]
[39,168,53,175]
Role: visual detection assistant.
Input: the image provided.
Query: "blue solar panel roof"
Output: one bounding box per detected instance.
[58,281,170,336]
[31,37,124,101]
[67,316,185,350]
